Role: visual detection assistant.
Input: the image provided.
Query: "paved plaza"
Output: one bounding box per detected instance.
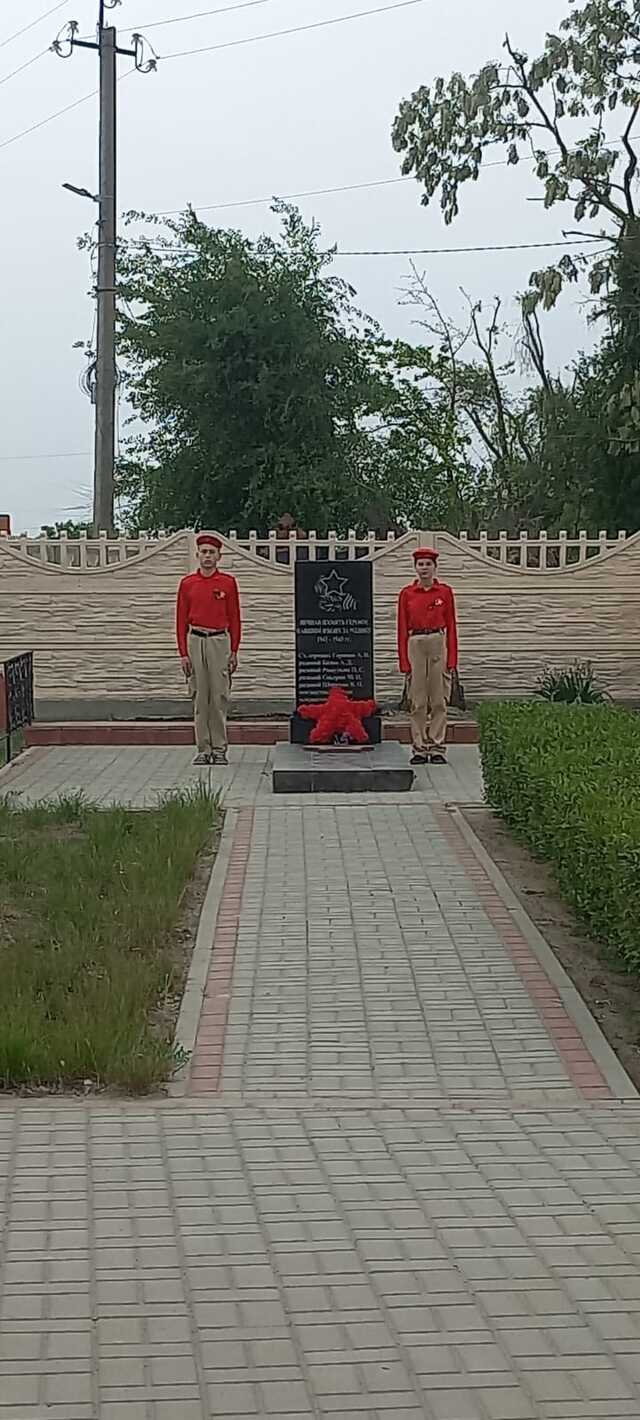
[0,743,484,809]
[1,745,640,1418]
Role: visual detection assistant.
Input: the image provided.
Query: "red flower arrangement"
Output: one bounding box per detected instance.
[297,685,377,745]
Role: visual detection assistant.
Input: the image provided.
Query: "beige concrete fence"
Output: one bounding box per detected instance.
[1,528,638,718]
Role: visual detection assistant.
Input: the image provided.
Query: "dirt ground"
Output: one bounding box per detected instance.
[462,807,640,1093]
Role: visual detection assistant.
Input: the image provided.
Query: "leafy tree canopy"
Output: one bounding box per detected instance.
[116,204,408,534]
[392,0,640,311]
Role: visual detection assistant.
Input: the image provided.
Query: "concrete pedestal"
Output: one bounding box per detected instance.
[272,742,414,794]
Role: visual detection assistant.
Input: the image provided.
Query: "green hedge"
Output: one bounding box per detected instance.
[478,702,640,971]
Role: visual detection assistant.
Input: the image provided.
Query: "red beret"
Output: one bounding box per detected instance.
[196,533,222,549]
[413,546,438,563]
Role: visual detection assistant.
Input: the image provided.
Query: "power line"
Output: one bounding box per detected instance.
[0,65,136,153]
[151,140,628,217]
[0,0,71,51]
[131,234,610,258]
[130,0,276,32]
[160,175,411,215]
[0,86,98,151]
[333,239,611,256]
[0,46,48,88]
[0,451,90,461]
[161,0,428,60]
[0,3,424,152]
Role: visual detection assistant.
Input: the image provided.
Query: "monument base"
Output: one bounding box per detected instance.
[272,742,414,794]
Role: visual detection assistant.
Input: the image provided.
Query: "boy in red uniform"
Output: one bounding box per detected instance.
[176,534,242,765]
[397,547,458,766]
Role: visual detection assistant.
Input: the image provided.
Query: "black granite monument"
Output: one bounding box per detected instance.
[271,555,414,791]
[290,559,381,744]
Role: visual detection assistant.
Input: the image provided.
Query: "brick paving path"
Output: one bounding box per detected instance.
[1,746,640,1418]
[187,804,616,1108]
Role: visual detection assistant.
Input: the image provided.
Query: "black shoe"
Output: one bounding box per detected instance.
[410,751,428,766]
[430,753,447,765]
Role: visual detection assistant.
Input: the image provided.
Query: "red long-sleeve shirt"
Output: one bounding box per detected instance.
[397,579,458,675]
[176,570,242,658]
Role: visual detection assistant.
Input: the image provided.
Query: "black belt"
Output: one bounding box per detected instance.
[410,627,444,636]
[190,628,228,638]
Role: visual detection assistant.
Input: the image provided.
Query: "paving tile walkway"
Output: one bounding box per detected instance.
[1,745,640,1418]
[0,744,484,809]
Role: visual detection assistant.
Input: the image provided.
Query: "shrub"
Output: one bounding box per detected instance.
[536,660,609,704]
[478,702,640,971]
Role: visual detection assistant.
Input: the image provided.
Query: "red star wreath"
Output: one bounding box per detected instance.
[297,685,377,745]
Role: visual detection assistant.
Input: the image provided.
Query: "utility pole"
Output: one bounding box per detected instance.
[94,19,117,536]
[53,4,156,534]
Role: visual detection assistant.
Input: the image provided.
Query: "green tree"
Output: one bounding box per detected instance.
[386,275,544,531]
[116,204,405,534]
[392,0,640,310]
[39,520,93,538]
[391,0,640,532]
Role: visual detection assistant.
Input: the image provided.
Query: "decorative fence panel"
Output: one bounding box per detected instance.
[1,529,639,713]
[3,528,628,570]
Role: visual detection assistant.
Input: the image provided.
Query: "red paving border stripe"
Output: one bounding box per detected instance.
[188,807,254,1096]
[434,807,613,1102]
[25,720,479,747]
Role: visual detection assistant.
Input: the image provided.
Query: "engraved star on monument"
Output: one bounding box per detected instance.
[317,569,347,594]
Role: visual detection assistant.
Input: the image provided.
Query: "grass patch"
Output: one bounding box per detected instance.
[478,702,640,972]
[0,785,222,1093]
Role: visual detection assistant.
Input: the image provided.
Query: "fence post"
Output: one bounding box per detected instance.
[578,530,587,563]
[558,530,568,568]
[268,530,277,563]
[539,530,547,571]
[519,530,528,568]
[308,531,317,561]
[328,531,337,560]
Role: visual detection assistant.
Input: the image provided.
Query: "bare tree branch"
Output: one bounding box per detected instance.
[504,33,628,224]
[621,100,639,219]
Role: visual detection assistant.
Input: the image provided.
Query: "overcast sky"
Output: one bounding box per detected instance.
[1,0,599,533]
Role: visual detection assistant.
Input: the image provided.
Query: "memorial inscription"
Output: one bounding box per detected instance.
[294,560,374,703]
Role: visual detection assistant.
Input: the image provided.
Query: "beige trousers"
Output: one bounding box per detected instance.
[407,632,450,754]
[187,631,231,754]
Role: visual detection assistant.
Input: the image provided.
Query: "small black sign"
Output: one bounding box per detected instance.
[295,560,374,704]
[5,652,34,734]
